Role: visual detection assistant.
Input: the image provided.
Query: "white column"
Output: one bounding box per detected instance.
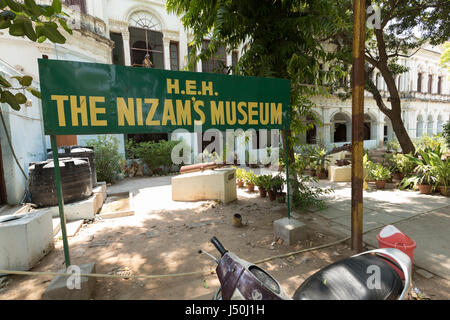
[163,37,171,70]
[323,123,331,146]
[122,31,131,66]
[377,121,384,147]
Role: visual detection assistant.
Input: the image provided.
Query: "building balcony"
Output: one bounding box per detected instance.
[400,91,450,102]
[33,0,108,40]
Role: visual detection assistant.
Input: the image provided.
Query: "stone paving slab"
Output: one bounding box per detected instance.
[363,207,450,280]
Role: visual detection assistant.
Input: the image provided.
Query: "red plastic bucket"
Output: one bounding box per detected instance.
[376,225,416,280]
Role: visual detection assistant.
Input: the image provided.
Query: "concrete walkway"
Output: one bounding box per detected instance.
[313,180,450,280]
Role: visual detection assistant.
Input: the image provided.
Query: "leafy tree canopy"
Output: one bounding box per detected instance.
[0,0,71,110]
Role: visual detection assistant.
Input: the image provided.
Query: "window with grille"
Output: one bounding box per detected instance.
[201,40,227,74]
[129,26,164,68]
[169,42,179,71]
[65,0,87,14]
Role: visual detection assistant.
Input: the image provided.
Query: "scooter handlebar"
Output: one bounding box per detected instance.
[211,237,228,257]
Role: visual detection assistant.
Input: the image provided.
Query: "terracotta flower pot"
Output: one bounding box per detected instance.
[259,187,267,197]
[418,184,432,194]
[439,186,450,197]
[268,190,276,201]
[247,183,255,192]
[237,179,244,188]
[375,180,386,189]
[310,169,316,177]
[277,192,286,203]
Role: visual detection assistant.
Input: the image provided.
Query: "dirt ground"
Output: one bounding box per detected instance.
[0,185,449,300]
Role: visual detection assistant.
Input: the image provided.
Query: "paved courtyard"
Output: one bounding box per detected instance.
[313,180,450,280]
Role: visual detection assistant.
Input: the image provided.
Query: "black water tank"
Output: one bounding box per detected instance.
[47,146,97,188]
[29,158,93,207]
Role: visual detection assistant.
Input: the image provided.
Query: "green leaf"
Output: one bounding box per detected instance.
[0,74,12,87]
[58,18,72,35]
[15,92,27,104]
[24,20,37,41]
[0,0,7,9]
[39,5,54,17]
[52,0,61,14]
[42,22,66,43]
[0,10,16,21]
[4,0,22,12]
[26,87,40,98]
[1,90,20,110]
[37,35,46,43]
[8,19,25,36]
[24,0,42,16]
[0,19,11,29]
[12,75,33,86]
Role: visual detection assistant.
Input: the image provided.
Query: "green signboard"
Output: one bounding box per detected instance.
[38,59,290,135]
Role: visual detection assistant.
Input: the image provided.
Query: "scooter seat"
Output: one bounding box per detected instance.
[293,254,403,300]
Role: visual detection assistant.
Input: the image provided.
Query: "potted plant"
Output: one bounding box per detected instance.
[235,167,246,188]
[369,163,391,189]
[244,170,257,192]
[269,174,285,201]
[403,149,438,194]
[415,165,436,194]
[311,147,329,179]
[255,175,268,197]
[429,152,450,196]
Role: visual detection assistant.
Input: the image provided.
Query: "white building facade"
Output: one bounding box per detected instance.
[0,0,449,204]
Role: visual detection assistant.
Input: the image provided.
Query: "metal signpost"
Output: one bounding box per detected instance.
[351,0,366,253]
[38,59,291,266]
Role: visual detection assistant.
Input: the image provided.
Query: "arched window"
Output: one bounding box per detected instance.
[416,115,424,137]
[438,76,442,95]
[128,12,164,68]
[427,115,434,135]
[417,73,422,92]
[437,115,444,133]
[428,75,433,93]
[331,113,351,143]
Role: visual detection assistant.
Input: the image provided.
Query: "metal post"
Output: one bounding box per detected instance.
[351,0,366,252]
[285,130,290,219]
[50,135,71,266]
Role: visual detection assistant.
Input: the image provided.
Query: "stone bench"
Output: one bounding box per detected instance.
[172,168,237,203]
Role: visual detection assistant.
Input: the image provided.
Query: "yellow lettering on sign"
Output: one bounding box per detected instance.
[270,102,282,125]
[136,98,143,125]
[260,102,269,125]
[117,97,135,126]
[144,99,160,126]
[202,81,213,96]
[176,99,192,126]
[193,100,205,124]
[167,79,180,94]
[186,80,196,95]
[237,102,247,125]
[70,95,88,126]
[248,102,258,125]
[51,95,69,127]
[226,101,236,125]
[89,96,108,126]
[210,101,225,125]
[162,99,176,125]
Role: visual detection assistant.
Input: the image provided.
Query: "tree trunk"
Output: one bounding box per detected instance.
[387,106,416,155]
[281,128,299,209]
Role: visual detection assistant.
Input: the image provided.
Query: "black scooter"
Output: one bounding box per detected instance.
[200,237,412,300]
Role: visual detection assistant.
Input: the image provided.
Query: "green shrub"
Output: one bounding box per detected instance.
[444,121,450,148]
[87,135,122,184]
[369,163,391,181]
[126,139,180,174]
